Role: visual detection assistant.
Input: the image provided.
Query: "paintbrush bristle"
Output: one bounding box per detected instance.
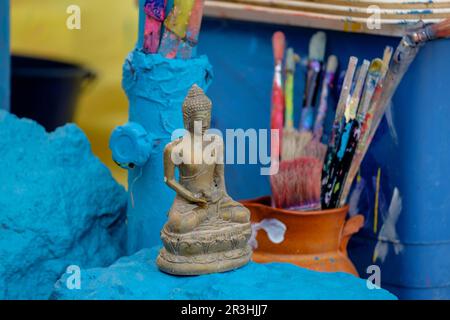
[309,31,327,62]
[281,127,299,161]
[271,157,323,210]
[326,55,338,74]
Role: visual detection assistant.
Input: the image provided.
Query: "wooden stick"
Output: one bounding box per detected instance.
[178,0,206,59]
[159,0,196,58]
[143,0,167,54]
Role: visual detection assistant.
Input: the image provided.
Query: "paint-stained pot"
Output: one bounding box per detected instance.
[241,196,364,276]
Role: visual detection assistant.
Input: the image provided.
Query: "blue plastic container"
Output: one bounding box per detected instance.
[197,18,450,299]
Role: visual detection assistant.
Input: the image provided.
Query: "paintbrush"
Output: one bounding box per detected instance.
[270,31,286,162]
[321,59,370,209]
[300,31,327,132]
[178,0,206,59]
[335,58,384,207]
[282,48,301,161]
[346,19,450,207]
[158,0,196,58]
[143,0,168,54]
[313,55,338,142]
[339,51,390,206]
[296,55,339,163]
[301,54,338,161]
[367,18,450,143]
[336,20,450,208]
[295,56,339,161]
[321,56,358,208]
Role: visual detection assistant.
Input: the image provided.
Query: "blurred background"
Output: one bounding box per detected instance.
[10,0,138,186]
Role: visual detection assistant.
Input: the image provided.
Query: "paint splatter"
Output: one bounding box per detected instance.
[385,101,399,145]
[373,188,404,263]
[249,218,287,250]
[348,176,366,217]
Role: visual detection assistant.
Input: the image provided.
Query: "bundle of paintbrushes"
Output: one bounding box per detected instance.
[142,0,206,59]
[271,31,339,210]
[321,18,450,210]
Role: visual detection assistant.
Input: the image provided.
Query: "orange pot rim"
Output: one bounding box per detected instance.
[241,196,349,217]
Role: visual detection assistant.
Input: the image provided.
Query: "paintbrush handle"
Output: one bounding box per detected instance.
[284,72,294,129]
[412,18,450,43]
[158,0,196,58]
[313,75,330,139]
[271,84,284,161]
[345,59,370,122]
[381,46,393,80]
[143,0,167,54]
[429,18,450,39]
[326,119,361,209]
[331,57,357,143]
[178,0,206,59]
[272,32,286,65]
[339,59,383,205]
[313,62,337,140]
[300,61,321,131]
[284,48,298,129]
[321,57,357,209]
[271,32,286,159]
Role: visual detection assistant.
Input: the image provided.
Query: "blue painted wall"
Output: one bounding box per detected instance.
[197,18,450,299]
[0,0,9,111]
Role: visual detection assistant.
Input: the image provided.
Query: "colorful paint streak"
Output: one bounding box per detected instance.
[158,0,196,58]
[143,0,167,53]
[178,0,206,59]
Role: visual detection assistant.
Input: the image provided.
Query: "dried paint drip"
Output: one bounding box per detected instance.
[385,101,399,145]
[373,188,403,263]
[130,167,144,209]
[249,218,287,250]
[348,176,365,217]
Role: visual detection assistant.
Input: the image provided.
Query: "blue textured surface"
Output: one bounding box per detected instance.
[0,0,9,111]
[0,111,128,300]
[120,51,213,254]
[52,247,396,300]
[195,18,450,299]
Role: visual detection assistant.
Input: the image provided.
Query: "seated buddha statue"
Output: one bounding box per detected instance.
[157,85,252,276]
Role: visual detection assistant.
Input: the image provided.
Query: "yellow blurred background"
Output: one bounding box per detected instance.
[11,0,139,186]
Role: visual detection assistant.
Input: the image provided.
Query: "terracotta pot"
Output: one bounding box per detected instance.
[241,196,364,276]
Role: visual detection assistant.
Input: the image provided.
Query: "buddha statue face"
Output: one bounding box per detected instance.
[183,85,212,135]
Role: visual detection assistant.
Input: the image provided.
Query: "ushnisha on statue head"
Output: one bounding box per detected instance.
[182,84,212,135]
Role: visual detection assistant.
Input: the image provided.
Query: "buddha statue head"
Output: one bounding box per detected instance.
[182,85,212,135]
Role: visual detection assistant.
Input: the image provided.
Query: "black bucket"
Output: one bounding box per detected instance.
[11,55,96,132]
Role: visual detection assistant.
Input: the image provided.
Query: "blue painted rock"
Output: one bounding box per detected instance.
[0,111,127,299]
[52,246,397,300]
